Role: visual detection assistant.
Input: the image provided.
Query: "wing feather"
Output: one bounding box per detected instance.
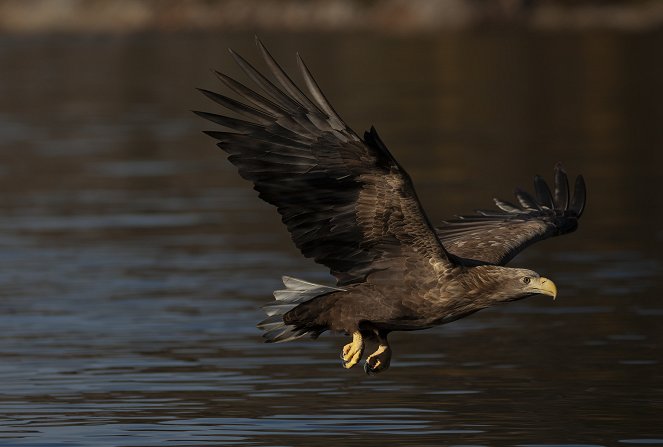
[554,163,570,210]
[569,175,586,217]
[229,49,304,113]
[514,187,542,211]
[437,164,586,265]
[197,88,275,123]
[197,38,452,284]
[533,175,554,209]
[256,39,324,115]
[296,54,346,130]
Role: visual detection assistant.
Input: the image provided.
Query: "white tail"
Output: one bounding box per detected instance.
[257,276,344,343]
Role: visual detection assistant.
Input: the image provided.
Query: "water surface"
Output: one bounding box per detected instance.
[0,32,662,446]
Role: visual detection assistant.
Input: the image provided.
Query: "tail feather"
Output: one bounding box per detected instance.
[257,276,344,343]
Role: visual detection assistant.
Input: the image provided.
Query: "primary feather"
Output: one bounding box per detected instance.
[437,163,586,265]
[196,37,452,286]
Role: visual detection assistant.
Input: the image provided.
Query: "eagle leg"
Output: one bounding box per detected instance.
[341,331,364,369]
[364,332,391,375]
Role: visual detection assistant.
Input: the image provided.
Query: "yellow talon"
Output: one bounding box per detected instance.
[341,331,364,369]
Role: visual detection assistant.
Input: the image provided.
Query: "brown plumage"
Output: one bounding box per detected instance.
[196,38,586,374]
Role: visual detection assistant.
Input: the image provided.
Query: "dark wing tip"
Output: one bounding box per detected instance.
[438,163,586,266]
[553,163,585,218]
[193,110,226,123]
[493,197,521,213]
[363,125,378,141]
[514,187,541,211]
[553,162,570,211]
[197,88,218,101]
[533,174,554,209]
[255,35,269,54]
[570,174,586,218]
[487,164,582,216]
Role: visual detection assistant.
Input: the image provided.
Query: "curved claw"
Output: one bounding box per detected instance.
[363,344,391,375]
[364,359,379,375]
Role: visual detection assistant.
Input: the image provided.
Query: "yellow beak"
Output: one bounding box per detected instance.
[534,277,558,300]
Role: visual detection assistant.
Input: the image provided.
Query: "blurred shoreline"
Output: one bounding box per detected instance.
[1,0,662,35]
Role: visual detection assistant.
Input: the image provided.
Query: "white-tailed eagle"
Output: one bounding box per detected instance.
[196,39,586,374]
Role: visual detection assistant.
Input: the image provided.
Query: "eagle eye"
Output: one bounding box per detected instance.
[522,276,531,285]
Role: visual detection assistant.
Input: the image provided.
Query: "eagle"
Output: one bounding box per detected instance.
[196,38,586,375]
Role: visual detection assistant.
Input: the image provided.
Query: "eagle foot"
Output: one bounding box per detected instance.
[341,331,364,369]
[364,343,392,375]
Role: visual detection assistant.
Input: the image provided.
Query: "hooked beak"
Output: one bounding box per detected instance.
[533,277,558,300]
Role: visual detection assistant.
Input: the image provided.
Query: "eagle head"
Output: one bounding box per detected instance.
[466,266,558,303]
[496,267,557,302]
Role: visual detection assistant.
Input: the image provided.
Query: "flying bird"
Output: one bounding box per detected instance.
[196,39,586,374]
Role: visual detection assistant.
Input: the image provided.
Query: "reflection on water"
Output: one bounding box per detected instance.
[0,32,662,446]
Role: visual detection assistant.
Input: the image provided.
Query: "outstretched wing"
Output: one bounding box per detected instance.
[196,38,452,285]
[436,164,586,266]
